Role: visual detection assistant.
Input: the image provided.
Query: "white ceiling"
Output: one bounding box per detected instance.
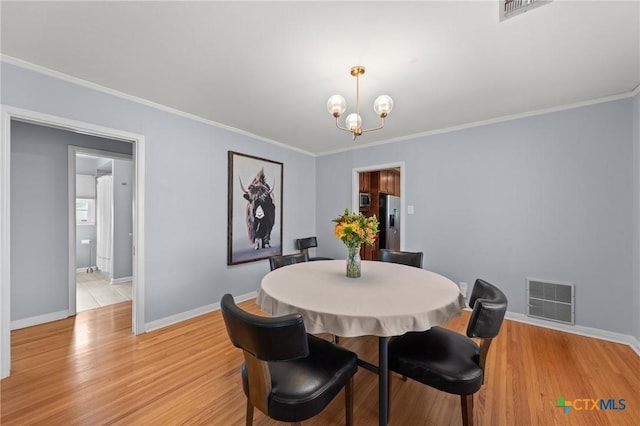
[1,1,638,155]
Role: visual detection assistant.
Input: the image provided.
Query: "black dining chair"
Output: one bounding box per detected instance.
[387,279,507,426]
[378,249,423,268]
[296,236,334,261]
[220,294,358,426]
[269,252,308,271]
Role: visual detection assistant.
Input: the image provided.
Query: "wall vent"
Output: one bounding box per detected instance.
[500,0,552,21]
[526,278,574,325]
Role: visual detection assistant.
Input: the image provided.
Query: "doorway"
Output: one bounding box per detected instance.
[72,149,133,313]
[1,107,146,379]
[352,162,405,261]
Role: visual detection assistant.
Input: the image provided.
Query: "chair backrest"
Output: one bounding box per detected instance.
[378,249,423,268]
[296,236,318,252]
[269,252,309,271]
[220,294,309,361]
[467,279,508,339]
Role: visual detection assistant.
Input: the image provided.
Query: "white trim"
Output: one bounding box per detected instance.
[0,105,146,379]
[506,311,640,356]
[1,55,314,157]
[352,162,406,250]
[10,310,69,331]
[318,91,640,157]
[111,276,132,285]
[69,146,133,315]
[1,106,11,378]
[133,138,145,335]
[68,147,77,315]
[145,291,257,332]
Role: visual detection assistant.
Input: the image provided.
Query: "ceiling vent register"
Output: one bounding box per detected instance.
[500,0,552,21]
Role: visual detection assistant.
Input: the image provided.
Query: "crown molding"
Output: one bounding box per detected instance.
[3,55,637,159]
[0,55,316,157]
[318,86,640,156]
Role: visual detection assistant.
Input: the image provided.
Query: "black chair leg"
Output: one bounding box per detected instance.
[345,377,354,426]
[245,400,254,426]
[387,372,392,422]
[460,394,474,426]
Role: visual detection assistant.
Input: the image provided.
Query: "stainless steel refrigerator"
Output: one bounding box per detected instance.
[379,194,400,251]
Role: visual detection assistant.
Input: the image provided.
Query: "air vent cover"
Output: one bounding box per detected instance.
[500,0,552,21]
[526,278,574,325]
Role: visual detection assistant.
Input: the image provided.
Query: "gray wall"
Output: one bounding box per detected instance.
[4,60,637,338]
[317,98,635,335]
[75,157,98,269]
[113,158,133,280]
[76,225,97,269]
[3,61,316,325]
[10,121,132,320]
[74,156,133,277]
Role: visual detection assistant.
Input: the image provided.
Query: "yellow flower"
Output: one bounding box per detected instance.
[332,208,379,248]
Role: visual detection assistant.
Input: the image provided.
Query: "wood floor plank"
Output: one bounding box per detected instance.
[2,300,639,425]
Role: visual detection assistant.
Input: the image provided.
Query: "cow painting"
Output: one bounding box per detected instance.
[239,168,276,250]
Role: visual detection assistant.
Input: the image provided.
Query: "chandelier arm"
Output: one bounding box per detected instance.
[360,117,386,134]
[335,117,353,133]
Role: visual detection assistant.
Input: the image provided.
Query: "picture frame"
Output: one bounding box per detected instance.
[227,151,283,265]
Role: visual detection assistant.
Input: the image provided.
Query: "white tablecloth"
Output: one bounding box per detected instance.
[258,260,465,337]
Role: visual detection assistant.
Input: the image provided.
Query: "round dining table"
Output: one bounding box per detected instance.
[257,259,465,426]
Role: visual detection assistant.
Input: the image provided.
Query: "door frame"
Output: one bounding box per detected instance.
[1,105,146,378]
[69,147,133,316]
[351,161,406,251]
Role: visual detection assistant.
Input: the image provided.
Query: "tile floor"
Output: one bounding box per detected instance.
[76,271,132,312]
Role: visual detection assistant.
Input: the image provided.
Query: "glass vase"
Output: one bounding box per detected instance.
[346,245,362,278]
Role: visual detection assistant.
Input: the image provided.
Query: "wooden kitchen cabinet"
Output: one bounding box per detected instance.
[360,238,379,261]
[359,172,371,193]
[378,169,400,196]
[379,170,390,194]
[393,169,400,195]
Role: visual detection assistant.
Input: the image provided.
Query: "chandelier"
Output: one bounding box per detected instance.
[327,66,394,141]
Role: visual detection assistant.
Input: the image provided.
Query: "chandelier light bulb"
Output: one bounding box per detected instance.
[327,95,347,117]
[344,113,362,131]
[374,95,394,117]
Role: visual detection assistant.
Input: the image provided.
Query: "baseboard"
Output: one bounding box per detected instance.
[143,295,640,356]
[506,312,640,355]
[111,276,132,285]
[144,290,257,332]
[11,310,69,330]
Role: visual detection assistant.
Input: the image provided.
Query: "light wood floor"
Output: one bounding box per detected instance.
[2,299,639,425]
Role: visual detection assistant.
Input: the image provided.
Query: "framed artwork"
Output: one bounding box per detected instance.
[228,151,283,265]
